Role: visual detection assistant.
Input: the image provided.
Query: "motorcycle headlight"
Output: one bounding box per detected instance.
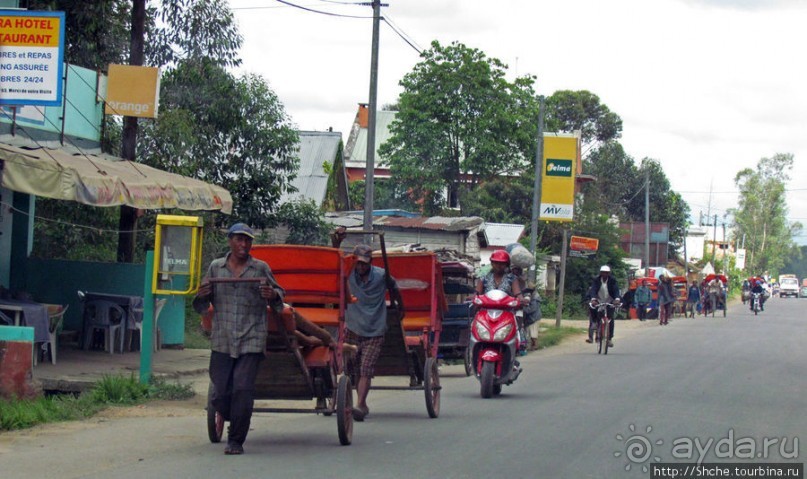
[493,323,513,341]
[474,321,491,340]
[488,309,503,320]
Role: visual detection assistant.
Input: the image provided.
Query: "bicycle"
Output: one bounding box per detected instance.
[589,300,620,355]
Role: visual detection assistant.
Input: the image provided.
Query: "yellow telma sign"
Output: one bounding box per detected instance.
[539,134,579,222]
[104,64,161,118]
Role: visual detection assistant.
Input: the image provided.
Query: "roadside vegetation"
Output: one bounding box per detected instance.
[0,375,194,432]
[535,325,586,350]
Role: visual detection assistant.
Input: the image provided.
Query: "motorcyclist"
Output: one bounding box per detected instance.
[586,265,621,347]
[476,250,523,299]
[750,278,766,311]
[741,279,751,305]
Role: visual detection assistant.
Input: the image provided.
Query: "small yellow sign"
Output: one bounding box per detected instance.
[104,64,161,118]
[540,134,579,222]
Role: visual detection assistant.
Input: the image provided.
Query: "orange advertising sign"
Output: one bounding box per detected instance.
[104,64,161,118]
[570,235,599,252]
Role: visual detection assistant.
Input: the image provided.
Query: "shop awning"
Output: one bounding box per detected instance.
[0,142,232,213]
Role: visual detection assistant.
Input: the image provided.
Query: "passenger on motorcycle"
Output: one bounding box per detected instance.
[586,265,621,347]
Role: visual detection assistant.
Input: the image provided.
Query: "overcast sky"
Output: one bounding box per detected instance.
[228,0,807,242]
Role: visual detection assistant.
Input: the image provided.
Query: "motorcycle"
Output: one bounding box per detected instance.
[751,292,762,315]
[469,289,523,398]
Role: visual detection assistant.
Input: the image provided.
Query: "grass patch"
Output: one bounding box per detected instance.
[0,374,195,432]
[536,325,586,349]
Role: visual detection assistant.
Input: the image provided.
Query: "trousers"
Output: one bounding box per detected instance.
[209,351,263,446]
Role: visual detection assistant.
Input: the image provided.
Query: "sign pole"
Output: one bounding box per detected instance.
[139,250,154,384]
[555,228,569,328]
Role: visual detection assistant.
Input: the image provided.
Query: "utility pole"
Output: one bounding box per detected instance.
[362,0,383,241]
[722,221,728,274]
[644,168,650,270]
[529,96,545,286]
[116,0,145,263]
[711,214,718,265]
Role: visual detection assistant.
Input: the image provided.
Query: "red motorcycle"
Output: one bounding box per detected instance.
[469,289,522,398]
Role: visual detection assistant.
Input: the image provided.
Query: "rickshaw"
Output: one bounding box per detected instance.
[628,277,659,319]
[204,245,354,446]
[437,260,475,376]
[361,235,446,419]
[670,276,688,317]
[702,273,728,317]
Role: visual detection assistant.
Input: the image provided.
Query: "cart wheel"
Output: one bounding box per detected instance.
[206,382,224,443]
[463,347,472,377]
[480,361,495,399]
[336,375,353,446]
[424,357,440,418]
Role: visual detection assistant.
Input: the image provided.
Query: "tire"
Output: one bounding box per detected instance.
[424,357,440,418]
[480,361,495,399]
[597,322,605,355]
[336,375,353,446]
[463,346,472,377]
[206,382,224,444]
[603,321,610,355]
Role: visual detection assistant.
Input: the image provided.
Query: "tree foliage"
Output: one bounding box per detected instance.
[140,61,299,228]
[379,41,539,215]
[579,143,690,253]
[545,90,623,157]
[730,153,802,274]
[28,0,134,70]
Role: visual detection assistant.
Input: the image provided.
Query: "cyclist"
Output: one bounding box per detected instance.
[586,265,621,347]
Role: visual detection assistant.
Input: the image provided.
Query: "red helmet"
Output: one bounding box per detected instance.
[490,250,510,264]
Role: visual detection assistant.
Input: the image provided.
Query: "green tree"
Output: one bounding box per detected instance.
[544,90,623,157]
[730,153,802,274]
[379,41,539,215]
[140,61,299,228]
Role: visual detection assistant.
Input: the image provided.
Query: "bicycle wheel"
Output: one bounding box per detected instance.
[603,319,610,355]
[597,320,605,354]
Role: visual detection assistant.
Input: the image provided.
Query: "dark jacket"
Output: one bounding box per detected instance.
[587,275,621,302]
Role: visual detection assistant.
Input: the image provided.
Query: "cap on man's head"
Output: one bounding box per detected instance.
[353,244,373,263]
[600,265,611,273]
[227,223,255,239]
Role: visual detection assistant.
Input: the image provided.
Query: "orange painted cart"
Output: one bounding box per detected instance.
[204,245,354,446]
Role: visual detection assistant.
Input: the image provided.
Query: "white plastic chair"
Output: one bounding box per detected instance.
[42,304,69,365]
[130,298,168,352]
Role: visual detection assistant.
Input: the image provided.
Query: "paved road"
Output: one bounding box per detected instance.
[1,298,804,478]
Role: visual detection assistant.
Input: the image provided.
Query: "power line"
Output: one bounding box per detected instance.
[383,14,422,54]
[270,0,372,18]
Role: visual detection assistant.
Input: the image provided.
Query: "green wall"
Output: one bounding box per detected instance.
[23,258,186,346]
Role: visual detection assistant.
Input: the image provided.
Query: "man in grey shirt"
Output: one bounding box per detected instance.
[345,244,402,421]
[193,223,284,455]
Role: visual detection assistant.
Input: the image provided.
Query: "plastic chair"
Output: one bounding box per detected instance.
[129,298,168,352]
[42,304,69,365]
[82,300,125,354]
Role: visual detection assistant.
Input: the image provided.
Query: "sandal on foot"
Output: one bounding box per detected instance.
[224,444,244,455]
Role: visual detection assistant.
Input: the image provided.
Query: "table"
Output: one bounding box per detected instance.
[0,298,50,343]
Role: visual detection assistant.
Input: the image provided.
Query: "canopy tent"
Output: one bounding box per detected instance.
[0,142,232,213]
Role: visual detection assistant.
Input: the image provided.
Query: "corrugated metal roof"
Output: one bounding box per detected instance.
[344,110,396,169]
[324,212,484,232]
[280,131,342,206]
[481,222,525,246]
